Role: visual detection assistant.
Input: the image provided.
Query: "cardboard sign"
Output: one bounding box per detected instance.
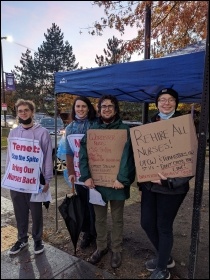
[130,115,198,182]
[87,129,127,187]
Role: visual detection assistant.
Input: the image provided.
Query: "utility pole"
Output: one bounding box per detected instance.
[142,3,151,124]
[1,37,7,127]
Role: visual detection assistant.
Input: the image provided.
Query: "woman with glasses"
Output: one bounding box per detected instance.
[139,88,193,279]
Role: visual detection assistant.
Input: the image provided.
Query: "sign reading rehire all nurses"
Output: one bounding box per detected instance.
[130,114,198,183]
[1,137,43,193]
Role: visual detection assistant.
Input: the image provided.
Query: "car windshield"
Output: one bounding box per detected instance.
[34,113,47,118]
[40,118,63,127]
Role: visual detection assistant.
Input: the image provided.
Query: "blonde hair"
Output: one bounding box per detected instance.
[15,99,36,113]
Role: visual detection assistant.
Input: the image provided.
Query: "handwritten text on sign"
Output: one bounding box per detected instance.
[1,137,43,193]
[130,115,198,182]
[87,129,127,187]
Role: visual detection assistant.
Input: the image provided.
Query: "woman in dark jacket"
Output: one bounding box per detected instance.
[139,88,193,279]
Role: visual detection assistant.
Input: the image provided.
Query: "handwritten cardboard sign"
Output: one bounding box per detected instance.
[130,115,198,182]
[87,129,127,187]
[2,137,43,193]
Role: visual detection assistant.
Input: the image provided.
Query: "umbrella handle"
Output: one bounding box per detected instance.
[72,181,76,195]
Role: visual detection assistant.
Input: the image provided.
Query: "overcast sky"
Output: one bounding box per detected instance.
[1,1,140,73]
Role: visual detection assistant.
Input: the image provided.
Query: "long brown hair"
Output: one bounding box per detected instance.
[71,96,96,121]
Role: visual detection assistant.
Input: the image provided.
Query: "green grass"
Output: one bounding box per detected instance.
[1,137,7,147]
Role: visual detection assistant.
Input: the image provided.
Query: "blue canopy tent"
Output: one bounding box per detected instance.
[54,40,208,279]
[54,46,205,104]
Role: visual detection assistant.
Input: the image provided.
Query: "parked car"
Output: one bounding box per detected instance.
[1,115,8,127]
[39,117,65,135]
[40,117,66,173]
[1,114,17,128]
[122,120,142,127]
[34,112,48,123]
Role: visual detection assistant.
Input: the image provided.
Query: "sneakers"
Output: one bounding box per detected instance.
[149,268,170,279]
[146,257,175,272]
[80,233,96,249]
[34,240,44,255]
[8,240,44,255]
[9,241,28,255]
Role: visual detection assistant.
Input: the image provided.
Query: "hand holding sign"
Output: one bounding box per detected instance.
[151,173,167,185]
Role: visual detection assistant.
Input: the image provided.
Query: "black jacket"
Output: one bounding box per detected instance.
[138,111,192,195]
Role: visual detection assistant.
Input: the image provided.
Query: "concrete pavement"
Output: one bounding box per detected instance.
[1,196,116,279]
[1,210,115,280]
[1,237,115,279]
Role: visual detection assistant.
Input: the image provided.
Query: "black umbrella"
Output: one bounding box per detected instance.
[58,183,85,255]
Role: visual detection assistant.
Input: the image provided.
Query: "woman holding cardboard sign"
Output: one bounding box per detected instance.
[79,95,136,268]
[139,88,193,280]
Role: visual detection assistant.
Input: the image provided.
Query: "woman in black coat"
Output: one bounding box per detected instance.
[139,88,193,279]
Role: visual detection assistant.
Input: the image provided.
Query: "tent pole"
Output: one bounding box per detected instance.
[54,73,58,232]
[142,3,151,124]
[188,3,209,278]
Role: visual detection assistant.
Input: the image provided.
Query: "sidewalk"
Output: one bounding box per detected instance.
[1,226,115,279]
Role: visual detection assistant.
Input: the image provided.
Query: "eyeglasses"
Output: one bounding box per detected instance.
[101,105,114,110]
[158,99,176,104]
[17,108,31,114]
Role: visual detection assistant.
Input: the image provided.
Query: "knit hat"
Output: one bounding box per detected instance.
[155,88,179,109]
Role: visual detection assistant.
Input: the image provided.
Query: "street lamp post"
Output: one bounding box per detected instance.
[1,37,7,127]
